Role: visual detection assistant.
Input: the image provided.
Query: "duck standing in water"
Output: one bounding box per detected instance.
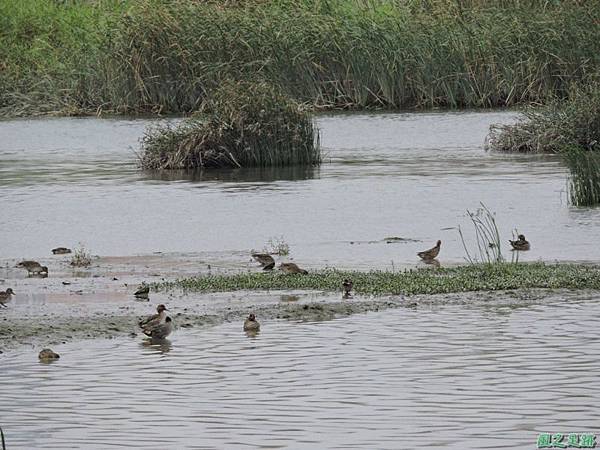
[342,279,353,298]
[243,313,260,331]
[143,316,173,339]
[251,253,275,270]
[18,260,48,276]
[279,262,308,274]
[417,240,441,261]
[139,304,168,331]
[52,247,72,255]
[509,234,530,251]
[0,288,15,307]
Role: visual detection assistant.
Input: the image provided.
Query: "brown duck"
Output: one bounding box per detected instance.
[509,234,530,251]
[251,253,275,270]
[52,247,72,255]
[18,261,48,276]
[0,288,15,307]
[243,313,260,331]
[279,263,308,274]
[417,240,441,260]
[342,279,353,298]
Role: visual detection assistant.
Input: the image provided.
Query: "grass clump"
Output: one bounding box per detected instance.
[139,81,320,169]
[157,263,600,297]
[486,83,600,206]
[486,83,600,154]
[459,203,503,265]
[70,244,92,267]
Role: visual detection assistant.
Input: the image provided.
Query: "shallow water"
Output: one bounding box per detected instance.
[1,111,598,268]
[2,298,600,449]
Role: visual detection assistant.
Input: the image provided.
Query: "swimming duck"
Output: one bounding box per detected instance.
[509,234,530,251]
[279,262,308,274]
[417,240,441,260]
[143,316,173,339]
[0,288,15,307]
[139,304,168,330]
[243,313,260,331]
[38,348,60,360]
[342,279,353,298]
[251,253,275,270]
[52,247,72,255]
[134,283,150,298]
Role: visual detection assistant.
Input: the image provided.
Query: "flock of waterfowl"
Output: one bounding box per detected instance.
[1,234,532,350]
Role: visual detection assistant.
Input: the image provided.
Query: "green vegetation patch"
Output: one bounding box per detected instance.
[139,81,320,169]
[158,263,600,296]
[3,0,600,116]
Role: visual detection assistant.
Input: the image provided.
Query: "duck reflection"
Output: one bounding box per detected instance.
[140,338,172,354]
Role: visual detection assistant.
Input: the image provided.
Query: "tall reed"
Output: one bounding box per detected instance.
[564,147,600,207]
[2,0,600,116]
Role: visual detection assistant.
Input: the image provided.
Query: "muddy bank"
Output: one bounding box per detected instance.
[2,286,597,354]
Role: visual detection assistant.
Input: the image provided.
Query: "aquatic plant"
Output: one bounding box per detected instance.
[70,243,92,267]
[486,83,600,154]
[563,147,600,207]
[458,203,503,265]
[157,263,600,297]
[264,236,290,256]
[2,0,600,116]
[139,81,321,169]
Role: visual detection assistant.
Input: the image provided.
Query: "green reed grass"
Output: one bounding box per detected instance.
[156,262,600,296]
[139,81,320,169]
[458,203,503,265]
[2,0,600,116]
[564,147,600,207]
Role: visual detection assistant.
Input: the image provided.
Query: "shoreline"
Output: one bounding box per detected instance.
[2,258,600,354]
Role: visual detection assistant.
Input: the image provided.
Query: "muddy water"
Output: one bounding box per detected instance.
[2,297,600,449]
[1,111,597,269]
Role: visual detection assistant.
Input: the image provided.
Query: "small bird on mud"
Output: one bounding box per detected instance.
[0,288,15,307]
[509,234,530,251]
[243,313,260,332]
[143,316,173,339]
[38,348,60,361]
[17,261,49,276]
[417,240,441,261]
[134,283,150,299]
[139,304,168,331]
[52,247,72,255]
[251,253,275,270]
[342,279,353,298]
[279,262,308,274]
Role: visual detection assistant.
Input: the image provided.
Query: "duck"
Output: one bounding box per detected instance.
[134,283,150,298]
[509,234,530,251]
[342,279,353,298]
[52,247,72,255]
[38,348,60,360]
[417,240,441,260]
[0,288,15,307]
[139,304,168,330]
[251,253,275,270]
[279,262,308,274]
[17,260,48,276]
[243,313,260,331]
[143,316,173,339]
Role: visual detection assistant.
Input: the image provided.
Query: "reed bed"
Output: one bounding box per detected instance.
[2,0,600,116]
[139,81,321,169]
[564,147,600,207]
